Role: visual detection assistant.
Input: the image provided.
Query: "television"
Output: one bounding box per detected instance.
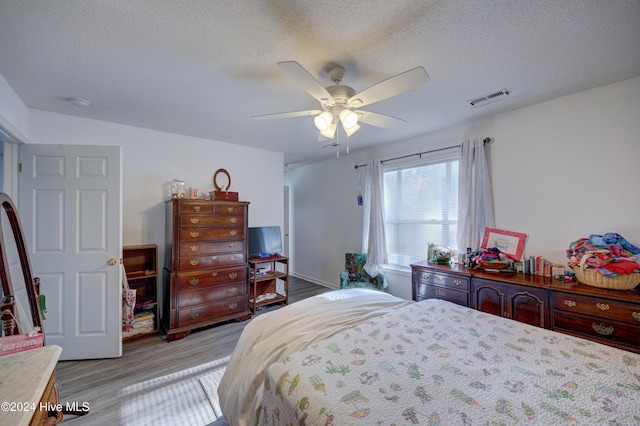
[248,226,283,258]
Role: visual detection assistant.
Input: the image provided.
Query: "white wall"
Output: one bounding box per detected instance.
[286,76,640,300]
[285,156,364,287]
[0,73,28,143]
[0,73,28,198]
[27,109,285,271]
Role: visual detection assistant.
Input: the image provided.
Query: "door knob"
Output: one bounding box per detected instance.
[106,258,118,266]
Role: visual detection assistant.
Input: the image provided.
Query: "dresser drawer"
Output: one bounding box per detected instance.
[554,292,640,324]
[178,295,248,327]
[179,228,245,242]
[415,269,469,291]
[176,266,247,290]
[177,283,247,308]
[178,251,245,270]
[553,310,640,348]
[416,284,468,306]
[213,204,244,215]
[179,215,245,228]
[179,240,244,257]
[178,202,214,215]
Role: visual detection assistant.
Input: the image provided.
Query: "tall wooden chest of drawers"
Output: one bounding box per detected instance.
[163,199,251,341]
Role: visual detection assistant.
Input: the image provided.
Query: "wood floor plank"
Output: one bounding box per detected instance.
[56,277,333,425]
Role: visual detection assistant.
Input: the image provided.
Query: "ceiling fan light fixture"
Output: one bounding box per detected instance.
[344,123,360,137]
[339,109,358,129]
[319,122,337,139]
[313,111,333,131]
[260,61,430,150]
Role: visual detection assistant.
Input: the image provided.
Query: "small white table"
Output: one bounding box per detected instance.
[0,345,63,426]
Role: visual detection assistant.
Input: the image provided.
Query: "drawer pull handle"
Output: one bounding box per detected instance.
[592,322,614,336]
[596,303,610,311]
[421,273,430,280]
[435,289,446,297]
[229,272,238,279]
[190,259,198,266]
[229,242,237,248]
[190,231,199,238]
[436,274,445,281]
[211,272,218,277]
[228,302,238,310]
[189,278,199,286]
[189,311,199,320]
[193,206,201,212]
[211,255,218,261]
[227,207,234,213]
[190,245,198,251]
[633,312,640,322]
[453,280,461,286]
[230,217,238,224]
[564,300,577,308]
[230,255,237,261]
[228,287,238,294]
[229,230,237,236]
[190,217,200,224]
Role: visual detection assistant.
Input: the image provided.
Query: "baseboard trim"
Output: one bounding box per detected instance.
[290,272,338,290]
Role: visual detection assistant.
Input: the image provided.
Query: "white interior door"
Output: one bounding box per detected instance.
[18,144,122,360]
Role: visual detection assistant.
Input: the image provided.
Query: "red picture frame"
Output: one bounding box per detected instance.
[481,227,527,260]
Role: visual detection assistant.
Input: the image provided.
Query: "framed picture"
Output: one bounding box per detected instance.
[481,227,527,260]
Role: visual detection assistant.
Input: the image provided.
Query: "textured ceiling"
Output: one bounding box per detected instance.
[1,0,639,164]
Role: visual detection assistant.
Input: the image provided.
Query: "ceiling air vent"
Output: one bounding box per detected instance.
[468,89,510,108]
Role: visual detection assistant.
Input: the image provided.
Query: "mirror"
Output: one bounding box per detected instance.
[0,193,41,337]
[213,168,231,191]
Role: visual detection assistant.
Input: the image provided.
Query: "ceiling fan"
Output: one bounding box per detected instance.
[253,61,430,139]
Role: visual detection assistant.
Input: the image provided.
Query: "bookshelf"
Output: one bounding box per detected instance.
[122,244,159,341]
[248,256,289,314]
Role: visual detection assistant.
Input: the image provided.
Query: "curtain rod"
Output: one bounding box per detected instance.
[354,137,492,169]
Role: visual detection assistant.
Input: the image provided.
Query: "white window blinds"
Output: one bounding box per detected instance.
[383,154,459,267]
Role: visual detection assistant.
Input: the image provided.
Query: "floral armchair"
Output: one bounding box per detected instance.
[339,253,385,291]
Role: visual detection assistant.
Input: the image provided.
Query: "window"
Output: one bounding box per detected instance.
[383,153,459,267]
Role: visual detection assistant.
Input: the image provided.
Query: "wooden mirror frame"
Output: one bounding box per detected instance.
[213,168,231,191]
[0,193,42,336]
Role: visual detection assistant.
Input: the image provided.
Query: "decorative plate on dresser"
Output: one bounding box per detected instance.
[163,199,251,341]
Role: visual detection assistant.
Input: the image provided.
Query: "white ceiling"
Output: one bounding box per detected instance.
[1,0,639,165]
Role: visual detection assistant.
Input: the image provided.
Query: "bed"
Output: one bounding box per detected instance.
[218,289,640,425]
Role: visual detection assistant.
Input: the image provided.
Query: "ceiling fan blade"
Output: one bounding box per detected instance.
[252,109,321,120]
[356,110,407,129]
[277,61,335,105]
[348,67,430,108]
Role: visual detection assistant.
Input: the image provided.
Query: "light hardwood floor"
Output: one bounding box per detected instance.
[56,276,333,425]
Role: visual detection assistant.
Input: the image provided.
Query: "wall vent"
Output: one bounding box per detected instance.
[468,89,510,107]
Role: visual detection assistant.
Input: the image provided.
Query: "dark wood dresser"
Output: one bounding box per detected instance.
[411,261,640,353]
[163,199,251,341]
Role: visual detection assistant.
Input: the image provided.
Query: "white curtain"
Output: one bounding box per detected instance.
[362,159,387,280]
[457,138,495,252]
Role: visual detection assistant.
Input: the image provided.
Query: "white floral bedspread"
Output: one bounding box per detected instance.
[259,299,640,425]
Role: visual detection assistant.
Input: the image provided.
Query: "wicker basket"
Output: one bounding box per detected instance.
[572,266,640,290]
[479,260,507,270]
